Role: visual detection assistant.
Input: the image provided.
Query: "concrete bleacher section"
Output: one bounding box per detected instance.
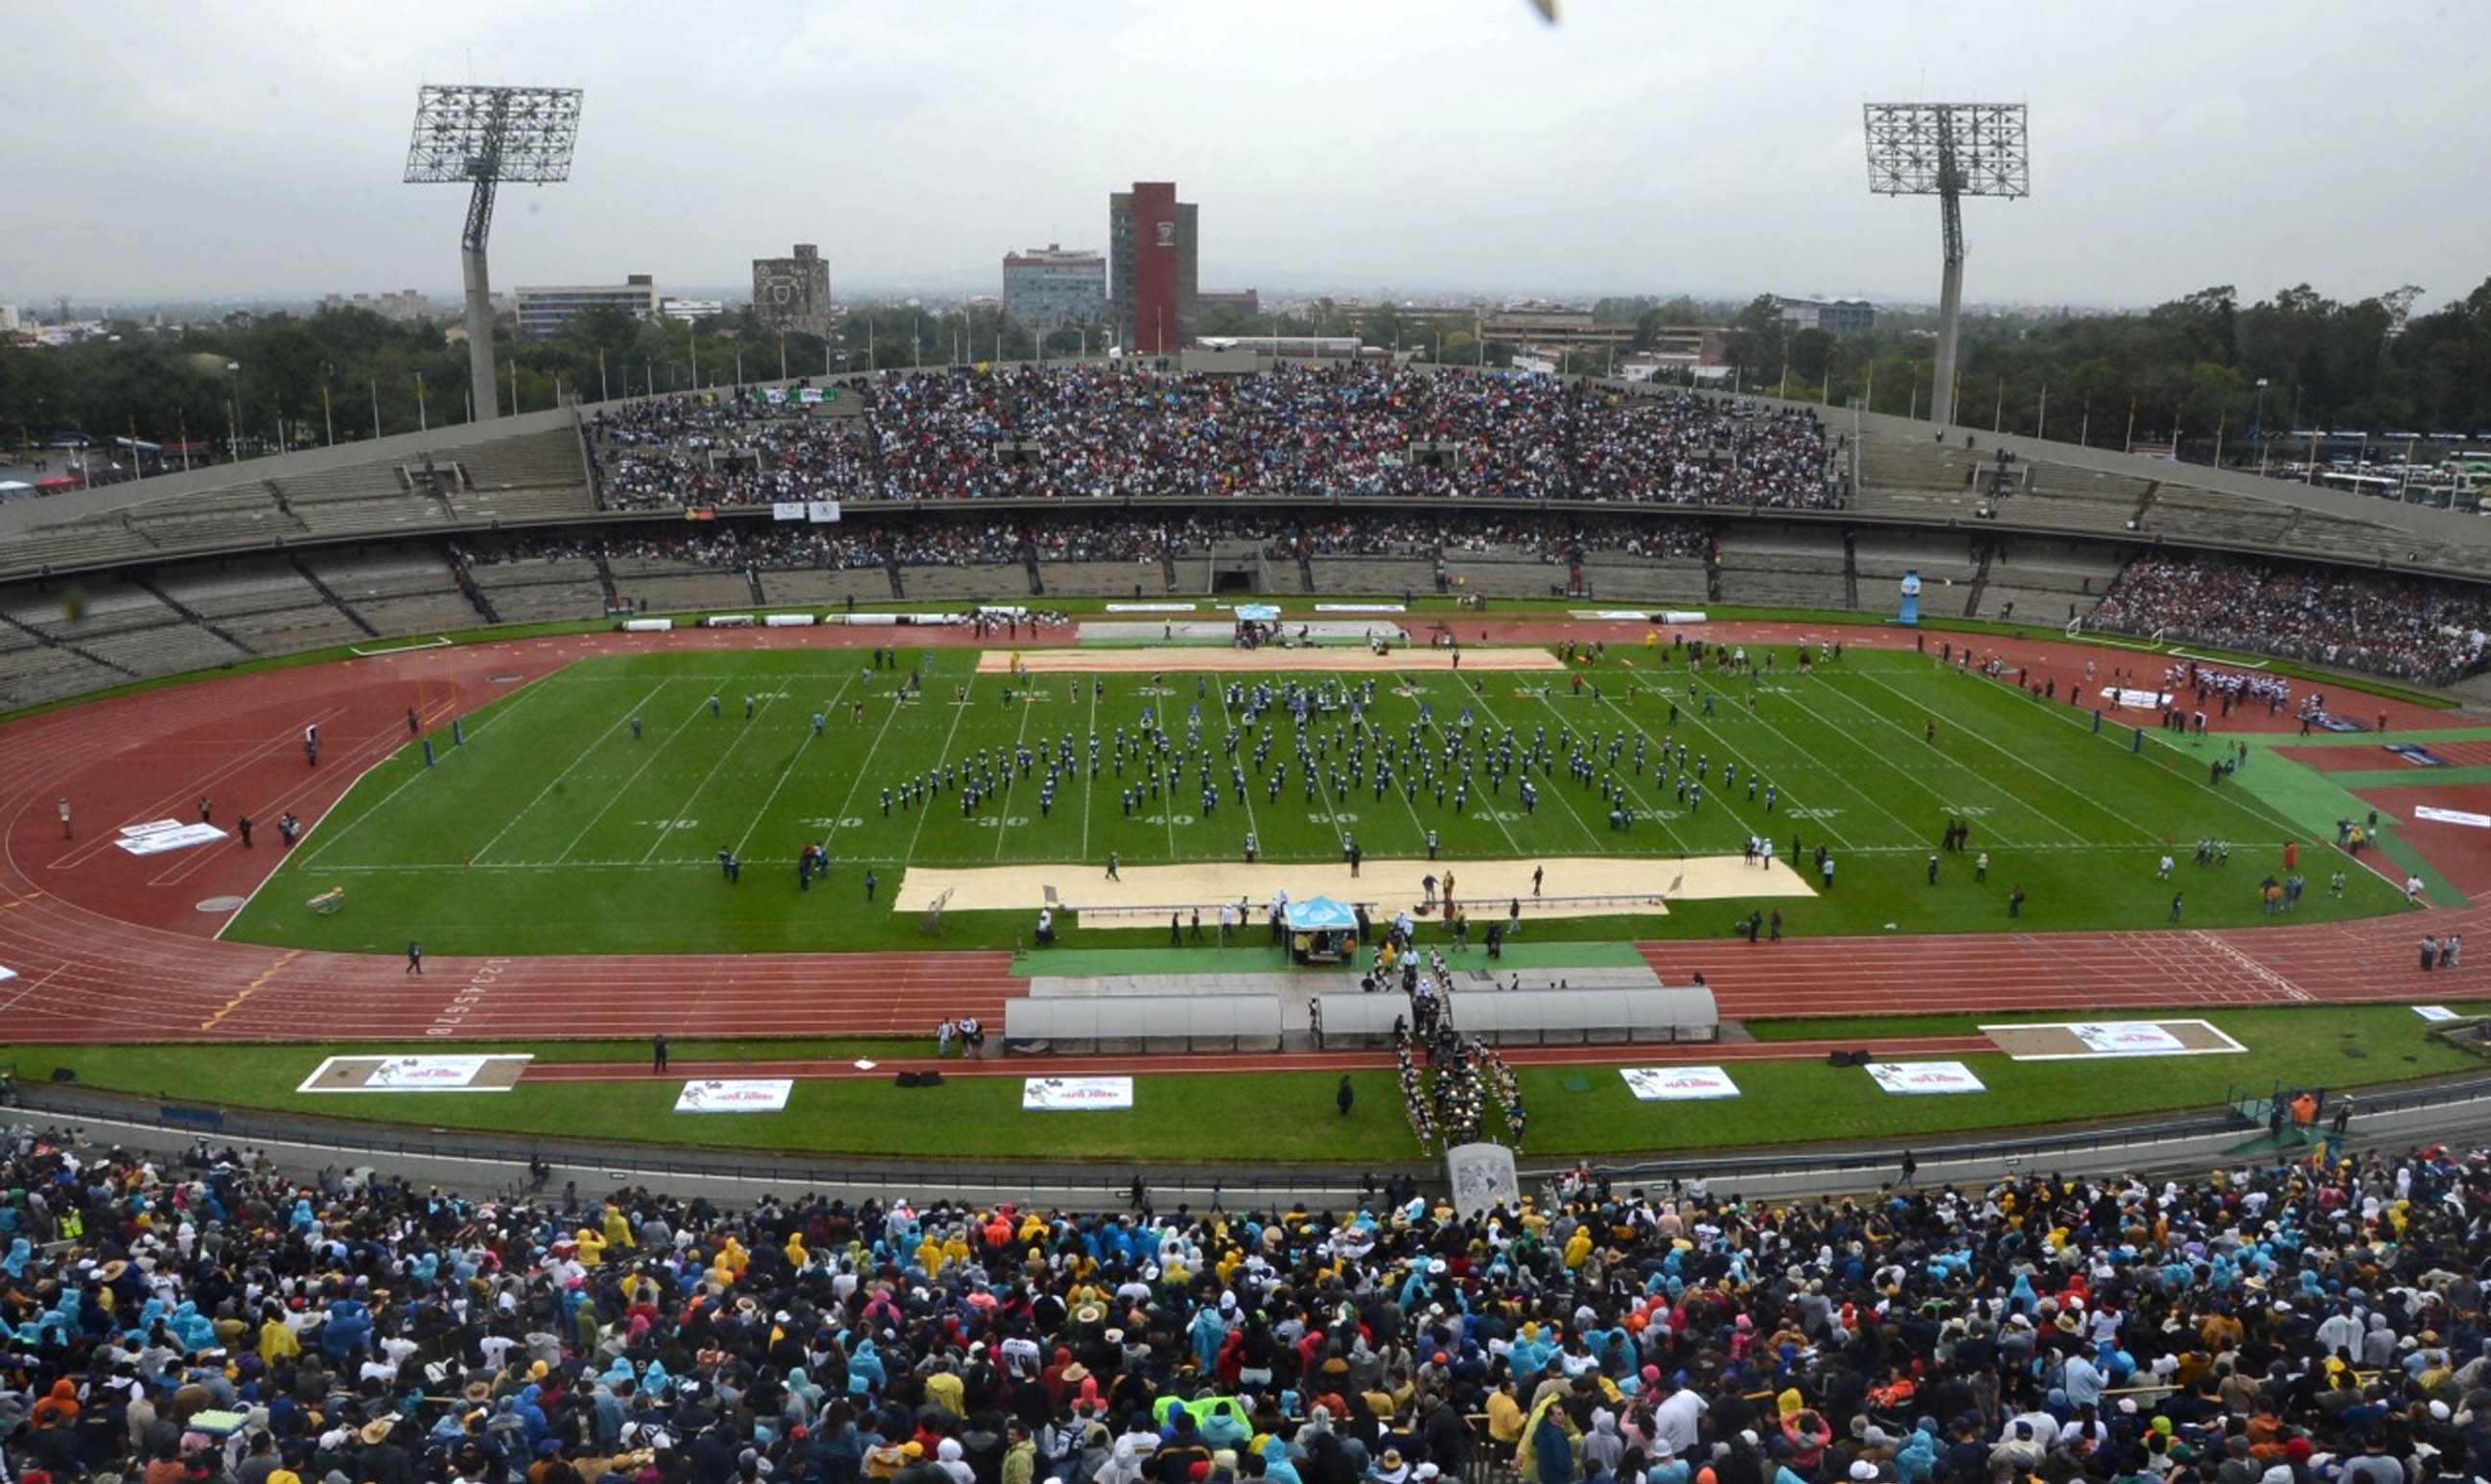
[1852,431,1990,523]
[1713,524,1848,610]
[464,553,607,623]
[901,566,1024,603]
[1852,528,1981,615]
[1977,539,2130,628]
[439,427,596,525]
[300,547,476,638]
[2145,486,2295,548]
[0,621,123,708]
[6,507,156,576]
[753,566,903,609]
[1306,557,1437,598]
[0,578,261,689]
[125,486,304,554]
[76,621,249,679]
[1578,552,1709,605]
[0,407,587,581]
[2005,463,2155,534]
[156,558,324,625]
[276,463,450,538]
[157,555,366,656]
[1038,561,1162,598]
[603,557,757,614]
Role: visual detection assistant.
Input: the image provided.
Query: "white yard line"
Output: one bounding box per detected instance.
[733,676,856,857]
[1773,681,2060,848]
[637,687,790,866]
[990,680,1042,860]
[297,684,541,868]
[821,677,916,858]
[549,687,712,864]
[1079,678,1101,865]
[899,677,976,870]
[1848,669,2149,844]
[1405,673,1530,856]
[471,681,673,865]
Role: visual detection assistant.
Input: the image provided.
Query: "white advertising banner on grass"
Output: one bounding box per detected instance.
[1620,1066,1741,1101]
[1865,1060,1988,1096]
[1022,1076,1134,1111]
[2414,806,2491,828]
[2415,1005,2464,1023]
[674,1078,795,1114]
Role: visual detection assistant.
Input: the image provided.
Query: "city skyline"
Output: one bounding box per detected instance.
[6,1,2486,312]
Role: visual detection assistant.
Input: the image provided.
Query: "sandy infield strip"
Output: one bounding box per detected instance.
[1980,1019,2247,1060]
[976,645,1565,675]
[894,854,1811,922]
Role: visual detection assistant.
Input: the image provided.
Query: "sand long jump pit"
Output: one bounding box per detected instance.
[894,855,1813,923]
[979,645,1565,675]
[1980,1019,2246,1060]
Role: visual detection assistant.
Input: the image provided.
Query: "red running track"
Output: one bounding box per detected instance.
[0,618,2472,1051]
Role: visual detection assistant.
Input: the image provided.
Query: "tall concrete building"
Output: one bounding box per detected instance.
[751,243,834,337]
[1002,244,1106,333]
[1108,182,1197,354]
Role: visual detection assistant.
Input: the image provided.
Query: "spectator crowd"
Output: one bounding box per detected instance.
[0,1119,2487,1484]
[464,516,1716,581]
[590,367,1839,512]
[2091,555,2491,684]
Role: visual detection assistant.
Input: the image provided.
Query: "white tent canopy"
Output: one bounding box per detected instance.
[1005,995,1282,1054]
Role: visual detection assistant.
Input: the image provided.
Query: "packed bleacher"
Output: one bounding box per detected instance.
[2089,554,2491,684]
[591,368,1840,510]
[0,1115,2481,1484]
[465,515,1713,578]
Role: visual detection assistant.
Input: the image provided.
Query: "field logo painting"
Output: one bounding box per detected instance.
[1865,1060,1987,1095]
[1022,1077,1134,1111]
[674,1079,794,1114]
[1619,1066,1741,1101]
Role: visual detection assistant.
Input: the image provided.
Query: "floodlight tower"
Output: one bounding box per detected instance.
[1864,103,2027,429]
[404,84,583,424]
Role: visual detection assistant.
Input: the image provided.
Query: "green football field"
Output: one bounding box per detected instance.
[222,642,2410,955]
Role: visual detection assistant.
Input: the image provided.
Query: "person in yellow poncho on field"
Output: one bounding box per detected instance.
[574,1227,607,1266]
[600,1204,635,1253]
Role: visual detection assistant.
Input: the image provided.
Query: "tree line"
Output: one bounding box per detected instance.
[7,278,2488,469]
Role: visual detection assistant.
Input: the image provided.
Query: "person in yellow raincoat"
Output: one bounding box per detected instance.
[1518,1386,1580,1484]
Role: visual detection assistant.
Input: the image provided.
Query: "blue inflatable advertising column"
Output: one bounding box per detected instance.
[1898,570,1921,626]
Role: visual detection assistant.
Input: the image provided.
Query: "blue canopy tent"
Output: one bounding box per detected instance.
[1283,893,1361,965]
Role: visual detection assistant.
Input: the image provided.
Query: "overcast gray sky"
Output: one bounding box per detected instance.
[10,1,2486,310]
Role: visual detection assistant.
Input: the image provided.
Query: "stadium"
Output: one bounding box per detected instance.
[17,9,2491,1484]
[4,355,2491,1194]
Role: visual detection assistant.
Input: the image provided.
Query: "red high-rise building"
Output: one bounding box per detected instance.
[1108,181,1198,354]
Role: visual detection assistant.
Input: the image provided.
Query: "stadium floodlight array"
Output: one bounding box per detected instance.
[1864,103,2028,429]
[404,84,584,426]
